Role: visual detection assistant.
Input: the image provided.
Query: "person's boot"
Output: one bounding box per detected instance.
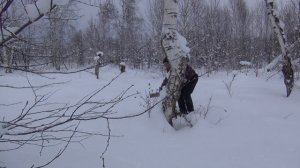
[185,97,194,113]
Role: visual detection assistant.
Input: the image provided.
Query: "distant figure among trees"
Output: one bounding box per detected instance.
[120,61,126,73]
[94,51,103,79]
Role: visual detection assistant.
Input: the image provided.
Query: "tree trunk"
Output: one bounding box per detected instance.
[3,46,12,73]
[265,0,294,97]
[161,0,190,126]
[298,0,300,40]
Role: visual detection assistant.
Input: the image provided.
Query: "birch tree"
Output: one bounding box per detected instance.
[265,0,294,97]
[161,0,190,126]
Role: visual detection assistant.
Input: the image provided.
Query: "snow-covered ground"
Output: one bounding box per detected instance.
[0,66,300,168]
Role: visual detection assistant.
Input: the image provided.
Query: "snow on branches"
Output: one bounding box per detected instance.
[0,0,70,45]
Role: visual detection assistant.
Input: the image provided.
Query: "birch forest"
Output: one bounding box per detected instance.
[1,0,299,73]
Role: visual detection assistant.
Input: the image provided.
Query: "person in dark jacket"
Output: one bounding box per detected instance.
[160,57,198,114]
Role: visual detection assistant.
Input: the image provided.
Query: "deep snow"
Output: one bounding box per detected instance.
[0,66,300,168]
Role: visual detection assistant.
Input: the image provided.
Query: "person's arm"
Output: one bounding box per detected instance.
[185,65,196,81]
[159,77,168,91]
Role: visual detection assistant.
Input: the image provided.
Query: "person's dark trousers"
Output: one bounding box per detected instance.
[178,76,198,114]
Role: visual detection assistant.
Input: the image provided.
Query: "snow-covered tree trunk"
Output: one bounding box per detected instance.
[161,0,190,126]
[265,0,294,97]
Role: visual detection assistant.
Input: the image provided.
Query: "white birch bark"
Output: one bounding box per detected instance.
[161,0,190,126]
[265,0,288,56]
[265,0,294,97]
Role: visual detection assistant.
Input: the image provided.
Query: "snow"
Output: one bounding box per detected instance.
[177,32,191,55]
[94,56,100,61]
[265,55,283,71]
[120,62,126,66]
[0,66,300,168]
[279,20,285,29]
[239,61,252,66]
[96,51,104,56]
[53,0,69,6]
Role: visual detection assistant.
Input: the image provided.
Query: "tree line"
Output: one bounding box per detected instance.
[0,0,299,72]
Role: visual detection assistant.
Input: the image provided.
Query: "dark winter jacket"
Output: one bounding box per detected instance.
[161,64,197,88]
